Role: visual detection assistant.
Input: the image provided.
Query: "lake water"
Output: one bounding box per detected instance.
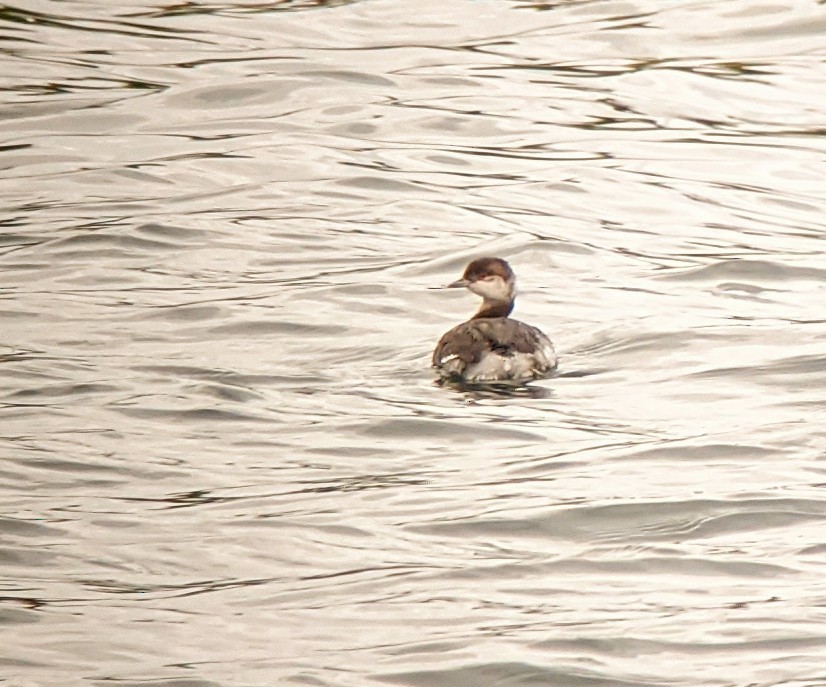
[3,1,826,685]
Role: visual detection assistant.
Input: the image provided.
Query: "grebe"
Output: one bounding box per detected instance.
[432,257,557,384]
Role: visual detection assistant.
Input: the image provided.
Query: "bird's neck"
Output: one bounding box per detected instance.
[472,298,514,319]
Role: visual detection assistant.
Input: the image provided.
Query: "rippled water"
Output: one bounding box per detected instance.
[3,0,826,685]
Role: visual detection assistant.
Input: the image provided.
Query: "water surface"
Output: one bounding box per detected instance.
[3,1,826,685]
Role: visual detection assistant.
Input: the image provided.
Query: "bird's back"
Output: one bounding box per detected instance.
[433,317,557,383]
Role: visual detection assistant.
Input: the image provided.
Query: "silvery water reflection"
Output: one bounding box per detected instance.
[2,0,826,685]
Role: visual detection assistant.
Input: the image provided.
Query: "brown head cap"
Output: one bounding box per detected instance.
[462,257,515,283]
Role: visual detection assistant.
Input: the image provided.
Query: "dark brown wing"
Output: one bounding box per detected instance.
[432,317,546,370]
[432,321,489,370]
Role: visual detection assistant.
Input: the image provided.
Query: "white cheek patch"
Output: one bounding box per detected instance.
[469,277,512,302]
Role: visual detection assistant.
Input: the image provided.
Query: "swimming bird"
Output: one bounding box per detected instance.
[432,257,557,384]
